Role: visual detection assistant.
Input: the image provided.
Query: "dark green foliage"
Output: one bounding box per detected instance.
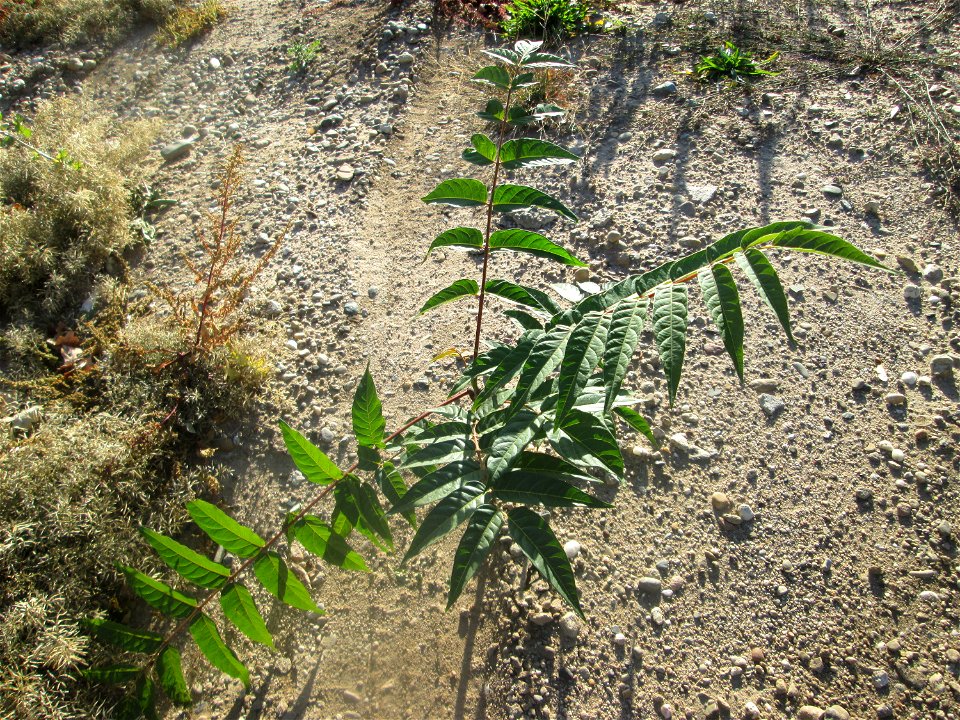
[501,0,591,42]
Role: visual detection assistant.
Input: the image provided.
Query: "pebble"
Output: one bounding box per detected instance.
[922,263,943,283]
[821,184,843,197]
[336,164,356,181]
[653,80,677,95]
[650,607,665,625]
[930,354,954,377]
[738,504,755,522]
[903,284,922,300]
[797,706,824,720]
[759,394,785,419]
[710,491,732,513]
[563,540,581,561]
[825,706,850,720]
[918,590,940,603]
[652,148,677,163]
[343,301,360,316]
[160,138,195,162]
[559,612,579,640]
[900,371,918,387]
[884,392,906,406]
[637,577,662,595]
[397,52,415,65]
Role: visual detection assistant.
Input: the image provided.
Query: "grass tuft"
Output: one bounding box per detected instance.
[157,0,225,47]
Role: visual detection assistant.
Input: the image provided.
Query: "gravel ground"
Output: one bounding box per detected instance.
[3,0,959,718]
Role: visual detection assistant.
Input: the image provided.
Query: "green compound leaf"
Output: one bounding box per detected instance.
[615,406,659,448]
[492,472,609,507]
[463,133,497,166]
[189,614,249,688]
[504,308,545,330]
[294,516,369,572]
[355,481,393,551]
[352,363,385,449]
[253,551,323,614]
[523,52,575,69]
[486,410,545,482]
[447,504,504,609]
[554,311,609,424]
[503,324,575,413]
[698,263,745,381]
[478,97,505,122]
[279,421,343,485]
[489,229,586,267]
[514,451,595,481]
[156,646,192,706]
[425,227,483,258]
[186,499,265,558]
[220,583,274,649]
[389,460,484,516]
[139,528,229,590]
[120,567,197,618]
[472,64,512,89]
[505,103,566,125]
[81,618,163,654]
[492,184,577,220]
[499,138,579,170]
[652,284,688,405]
[422,178,488,207]
[81,665,141,684]
[419,279,479,314]
[548,409,624,480]
[484,279,563,315]
[401,437,472,470]
[511,71,539,89]
[603,298,646,413]
[470,331,542,406]
[403,481,487,563]
[508,507,582,617]
[735,248,794,343]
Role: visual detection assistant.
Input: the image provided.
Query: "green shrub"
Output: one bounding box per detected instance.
[502,0,589,42]
[0,0,175,49]
[0,100,156,329]
[286,38,323,73]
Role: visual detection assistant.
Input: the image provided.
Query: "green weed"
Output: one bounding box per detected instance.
[502,0,590,43]
[694,40,781,83]
[157,0,225,47]
[286,38,323,73]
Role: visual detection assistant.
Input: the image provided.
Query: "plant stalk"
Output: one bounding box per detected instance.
[472,84,515,361]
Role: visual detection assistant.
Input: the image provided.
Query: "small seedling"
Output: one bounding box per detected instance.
[286,39,323,73]
[694,41,780,83]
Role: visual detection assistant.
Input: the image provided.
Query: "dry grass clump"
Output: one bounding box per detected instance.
[0,0,175,48]
[157,0,225,47]
[0,100,156,330]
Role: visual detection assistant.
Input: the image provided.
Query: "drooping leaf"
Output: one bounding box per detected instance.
[492,472,609,507]
[81,619,162,654]
[186,499,265,558]
[524,52,575,68]
[189,614,250,688]
[293,516,369,572]
[492,184,577,220]
[389,460,484,516]
[651,285,688,404]
[447,504,504,609]
[472,65,512,89]
[352,364,386,449]
[220,583,274,649]
[403,481,487,562]
[603,298,646,412]
[508,507,582,617]
[764,227,892,271]
[548,409,624,479]
[482,46,521,65]
[278,421,343,485]
[477,97,505,122]
[81,665,141,684]
[499,138,579,169]
[504,308,545,330]
[506,103,565,125]
[489,229,585,266]
[120,567,197,618]
[355,481,393,551]
[484,279,563,315]
[156,646,192,706]
[425,227,483,257]
[403,421,472,446]
[462,133,497,166]
[330,477,392,552]
[139,528,229,590]
[510,71,538,89]
[735,249,794,342]
[514,451,595,481]
[419,279,479,314]
[422,178,488,207]
[615,406,659,448]
[401,437,472,471]
[698,263,745,381]
[376,462,416,528]
[554,311,609,423]
[486,410,545,482]
[253,552,323,614]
